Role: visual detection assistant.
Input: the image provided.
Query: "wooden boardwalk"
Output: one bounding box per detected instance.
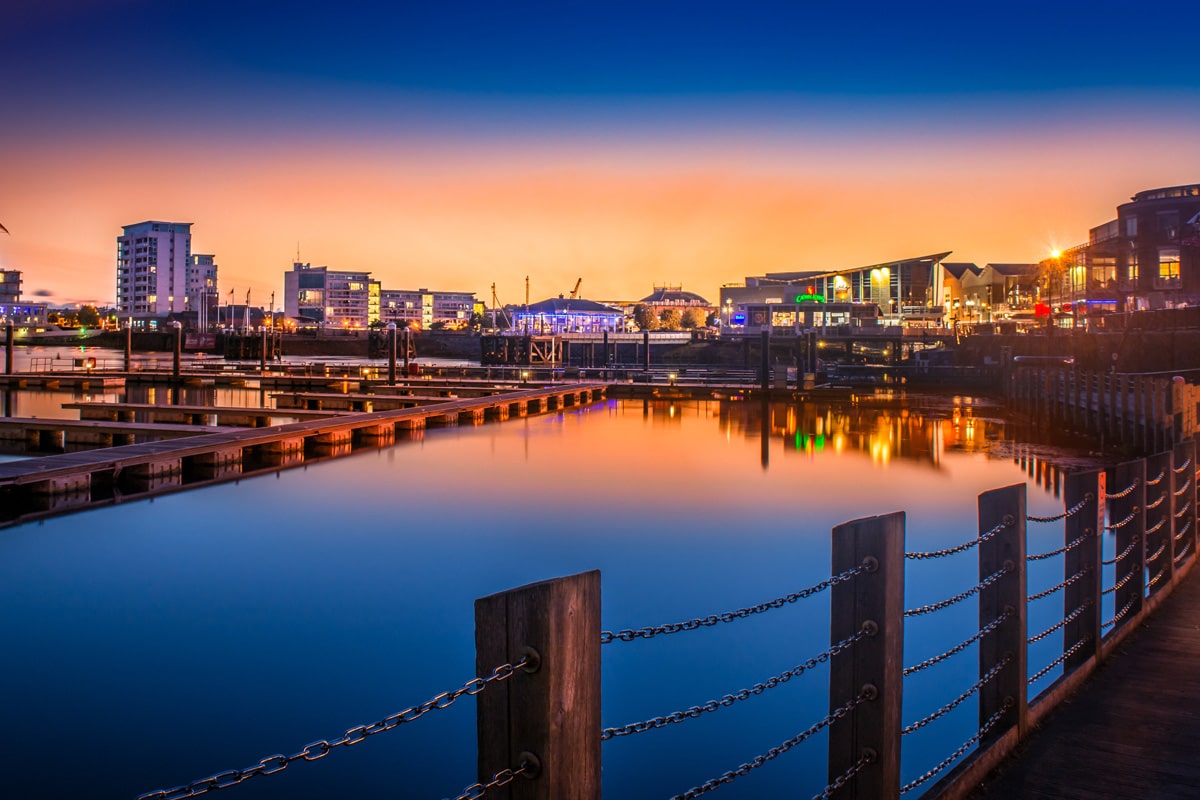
[969,566,1200,800]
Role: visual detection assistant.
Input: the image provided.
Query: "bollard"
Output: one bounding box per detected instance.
[978,484,1028,740]
[642,330,650,372]
[172,321,182,378]
[1063,470,1103,672]
[124,322,132,372]
[760,328,770,391]
[403,328,411,375]
[4,323,12,374]
[260,327,268,374]
[387,322,397,386]
[828,511,904,800]
[475,571,600,800]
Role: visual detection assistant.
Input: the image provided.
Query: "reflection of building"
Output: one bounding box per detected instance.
[117,221,215,323]
[719,252,951,332]
[0,270,48,325]
[512,297,624,333]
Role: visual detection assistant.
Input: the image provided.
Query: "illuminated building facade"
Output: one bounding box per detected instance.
[283,262,372,327]
[512,297,624,333]
[116,221,211,320]
[0,269,48,325]
[379,288,477,330]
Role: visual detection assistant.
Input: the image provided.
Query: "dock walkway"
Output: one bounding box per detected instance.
[969,568,1200,800]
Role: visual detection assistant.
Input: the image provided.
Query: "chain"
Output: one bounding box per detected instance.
[905,517,1013,560]
[1028,636,1092,684]
[1101,569,1136,597]
[905,567,1009,617]
[904,610,1012,676]
[670,690,871,800]
[1174,540,1193,565]
[1146,516,1166,535]
[1105,508,1140,531]
[1148,568,1167,588]
[1027,532,1089,562]
[1102,536,1140,566]
[1104,480,1139,500]
[1146,541,1168,564]
[1146,469,1166,487]
[1102,596,1138,631]
[1175,517,1193,541]
[136,657,529,800]
[811,752,875,800]
[1027,567,1088,603]
[1175,456,1193,474]
[1174,481,1193,498]
[1027,601,1090,644]
[601,563,867,644]
[447,760,532,800]
[1027,493,1093,524]
[602,627,869,740]
[1174,500,1192,519]
[902,655,1011,736]
[1146,493,1166,510]
[900,699,1014,794]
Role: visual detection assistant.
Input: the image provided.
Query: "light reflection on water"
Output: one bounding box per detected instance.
[0,395,1107,799]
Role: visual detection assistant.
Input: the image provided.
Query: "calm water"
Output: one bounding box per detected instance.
[0,386,1112,799]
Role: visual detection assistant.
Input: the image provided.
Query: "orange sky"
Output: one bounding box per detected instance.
[2,97,1198,308]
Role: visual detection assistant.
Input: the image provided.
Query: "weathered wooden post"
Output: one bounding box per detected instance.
[829,512,905,800]
[475,571,600,800]
[124,321,132,371]
[387,322,397,386]
[171,320,182,378]
[1172,437,1196,568]
[1063,470,1103,671]
[1109,459,1147,636]
[978,483,1028,739]
[4,323,12,374]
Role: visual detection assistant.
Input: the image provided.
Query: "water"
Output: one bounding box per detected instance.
[0,392,1110,799]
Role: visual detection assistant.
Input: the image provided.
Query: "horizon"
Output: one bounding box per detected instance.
[2,1,1198,307]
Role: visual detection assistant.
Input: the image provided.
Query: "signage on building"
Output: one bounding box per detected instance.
[795,293,826,303]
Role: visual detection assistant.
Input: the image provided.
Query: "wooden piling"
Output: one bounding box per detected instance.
[978,484,1028,739]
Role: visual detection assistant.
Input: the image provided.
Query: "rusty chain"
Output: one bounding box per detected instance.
[136,656,530,800]
[1028,601,1090,645]
[1027,532,1089,562]
[602,627,871,740]
[904,566,1009,618]
[601,562,868,644]
[900,699,1013,794]
[669,689,872,799]
[1149,567,1167,588]
[905,516,1013,561]
[902,655,1011,736]
[904,609,1012,676]
[1104,480,1139,500]
[1027,493,1093,524]
[1029,636,1092,684]
[1027,567,1089,603]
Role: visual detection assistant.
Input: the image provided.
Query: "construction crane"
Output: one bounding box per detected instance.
[569,278,582,299]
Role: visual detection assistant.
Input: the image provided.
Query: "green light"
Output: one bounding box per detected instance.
[795,293,825,303]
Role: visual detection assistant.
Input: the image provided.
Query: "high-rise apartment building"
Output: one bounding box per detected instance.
[283,261,373,327]
[117,221,215,319]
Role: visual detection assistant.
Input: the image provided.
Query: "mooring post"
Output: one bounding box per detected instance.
[829,511,905,800]
[978,483,1028,739]
[259,326,268,374]
[760,328,770,391]
[4,323,12,374]
[171,320,182,378]
[1063,470,1103,672]
[387,322,397,386]
[403,327,411,375]
[475,570,601,800]
[642,330,650,372]
[124,322,132,371]
[1110,458,1147,635]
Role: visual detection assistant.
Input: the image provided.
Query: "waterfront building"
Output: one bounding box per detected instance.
[116,221,213,324]
[0,269,48,325]
[379,288,478,330]
[511,297,624,333]
[719,252,951,332]
[954,263,1039,322]
[187,255,219,323]
[1058,183,1200,314]
[283,261,373,328]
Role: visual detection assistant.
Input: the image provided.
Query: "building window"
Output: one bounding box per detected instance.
[1127,251,1138,282]
[1157,247,1180,287]
[1126,216,1138,237]
[1091,257,1116,288]
[1158,212,1180,240]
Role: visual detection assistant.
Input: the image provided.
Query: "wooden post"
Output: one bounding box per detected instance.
[978,483,1028,739]
[475,571,600,800]
[124,322,132,372]
[387,323,397,386]
[829,512,905,800]
[172,321,183,378]
[1145,450,1174,595]
[1063,470,1103,672]
[642,330,650,372]
[1109,459,1146,634]
[1172,438,1197,569]
[4,323,12,374]
[760,328,770,391]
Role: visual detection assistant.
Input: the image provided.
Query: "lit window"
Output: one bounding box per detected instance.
[1158,247,1180,281]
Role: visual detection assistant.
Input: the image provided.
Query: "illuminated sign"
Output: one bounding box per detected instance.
[795,293,826,303]
[732,313,746,325]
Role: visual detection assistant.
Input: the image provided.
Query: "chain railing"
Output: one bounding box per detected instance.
[1027,494,1092,524]
[902,656,1012,736]
[445,758,536,800]
[1146,469,1166,486]
[1104,508,1140,532]
[903,610,1012,677]
[1102,596,1138,631]
[1029,636,1092,685]
[1101,570,1136,597]
[904,566,1009,617]
[1027,602,1090,645]
[599,563,867,644]
[1027,532,1089,561]
[1104,480,1139,500]
[1101,536,1140,566]
[900,699,1014,795]
[1174,456,1193,474]
[1027,567,1088,603]
[136,656,530,800]
[905,516,1013,560]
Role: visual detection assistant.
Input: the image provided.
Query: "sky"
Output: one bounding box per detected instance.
[1,0,1198,308]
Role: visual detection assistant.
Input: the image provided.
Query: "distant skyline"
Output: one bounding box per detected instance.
[2,0,1198,307]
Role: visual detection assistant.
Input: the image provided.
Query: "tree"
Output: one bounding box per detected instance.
[681,308,707,329]
[76,305,101,327]
[633,304,658,331]
[658,308,682,330]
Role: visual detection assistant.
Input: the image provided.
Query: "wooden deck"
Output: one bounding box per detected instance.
[969,567,1200,800]
[62,401,350,425]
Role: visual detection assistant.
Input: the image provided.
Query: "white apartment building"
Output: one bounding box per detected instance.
[117,221,215,320]
[284,262,374,327]
[379,288,476,329]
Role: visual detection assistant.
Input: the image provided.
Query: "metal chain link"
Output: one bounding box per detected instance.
[1174,540,1193,565]
[1148,567,1167,588]
[1146,516,1166,535]
[900,699,1014,794]
[1105,480,1139,500]
[1174,481,1193,498]
[811,752,874,800]
[1174,456,1193,474]
[1102,596,1138,631]
[903,609,1012,677]
[447,760,532,800]
[1027,601,1090,645]
[1174,500,1192,519]
[1027,532,1089,562]
[1029,636,1092,684]
[905,517,1013,561]
[904,566,1010,618]
[602,627,870,740]
[1147,541,1168,564]
[1146,469,1166,487]
[1104,508,1140,531]
[1102,536,1140,566]
[669,690,871,800]
[1027,493,1093,524]
[601,563,867,644]
[902,655,1011,736]
[136,656,530,800]
[1027,567,1088,603]
[1101,569,1136,597]
[1175,517,1193,541]
[1146,493,1166,510]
